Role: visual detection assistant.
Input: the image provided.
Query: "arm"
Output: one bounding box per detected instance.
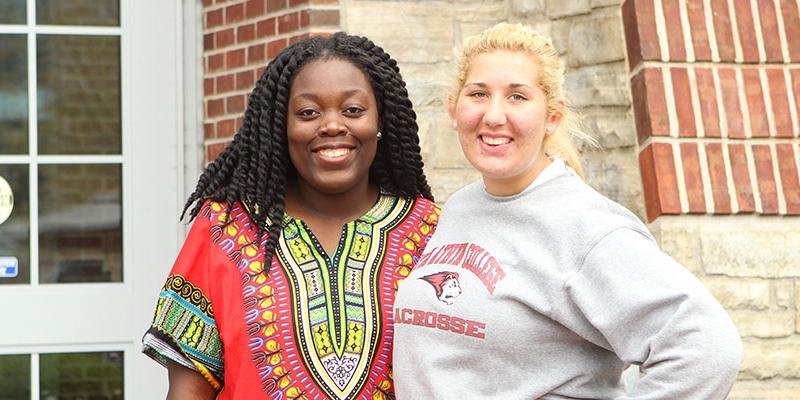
[565,228,742,399]
[166,360,217,400]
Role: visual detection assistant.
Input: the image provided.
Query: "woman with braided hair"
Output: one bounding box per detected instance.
[142,32,439,399]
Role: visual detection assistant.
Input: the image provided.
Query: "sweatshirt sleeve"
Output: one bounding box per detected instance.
[564,228,742,400]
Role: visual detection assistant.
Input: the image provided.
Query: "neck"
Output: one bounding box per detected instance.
[483,155,552,197]
[285,179,380,222]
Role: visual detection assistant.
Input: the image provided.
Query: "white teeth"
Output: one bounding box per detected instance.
[318,148,351,158]
[481,136,510,145]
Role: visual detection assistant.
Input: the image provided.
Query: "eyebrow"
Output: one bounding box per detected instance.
[463,82,535,90]
[291,88,369,100]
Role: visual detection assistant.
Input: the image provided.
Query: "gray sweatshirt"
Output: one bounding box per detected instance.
[393,160,742,399]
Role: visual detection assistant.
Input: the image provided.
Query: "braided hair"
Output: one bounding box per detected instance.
[182,32,434,273]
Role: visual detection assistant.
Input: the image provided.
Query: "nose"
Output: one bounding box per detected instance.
[319,111,347,136]
[482,97,507,127]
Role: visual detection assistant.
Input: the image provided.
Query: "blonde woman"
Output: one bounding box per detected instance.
[392,23,742,399]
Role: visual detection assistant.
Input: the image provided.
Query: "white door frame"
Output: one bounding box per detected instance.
[0,0,195,398]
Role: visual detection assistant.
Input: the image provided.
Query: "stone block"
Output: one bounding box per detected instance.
[739,337,800,379]
[729,378,800,399]
[732,310,795,338]
[431,118,472,169]
[591,0,621,7]
[578,106,636,149]
[775,279,794,309]
[581,146,646,220]
[427,168,482,202]
[546,0,591,18]
[510,0,546,17]
[564,62,630,107]
[702,277,770,310]
[344,1,454,63]
[796,282,800,333]
[566,12,626,67]
[549,19,571,55]
[701,229,800,278]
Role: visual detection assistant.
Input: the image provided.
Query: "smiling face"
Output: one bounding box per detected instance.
[450,50,561,196]
[286,58,380,196]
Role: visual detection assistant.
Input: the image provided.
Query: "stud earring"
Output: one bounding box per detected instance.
[452,122,458,129]
[377,131,383,140]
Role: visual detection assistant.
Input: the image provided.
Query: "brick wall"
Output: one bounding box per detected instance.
[623,0,800,221]
[201,0,340,161]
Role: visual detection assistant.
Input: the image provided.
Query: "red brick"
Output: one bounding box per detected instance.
[226,48,246,68]
[203,0,213,6]
[662,0,686,60]
[705,143,732,214]
[622,0,662,69]
[631,68,670,144]
[227,95,246,113]
[792,69,800,135]
[247,43,266,64]
[718,68,745,138]
[300,9,310,28]
[290,0,309,6]
[776,144,800,214]
[207,98,225,118]
[206,8,223,28]
[225,3,245,24]
[216,28,235,48]
[267,0,286,12]
[728,143,756,213]
[781,0,800,61]
[680,143,706,213]
[216,118,237,137]
[758,0,784,62]
[236,70,256,90]
[687,0,712,61]
[204,78,215,96]
[742,68,769,137]
[267,38,288,58]
[766,68,794,137]
[237,24,256,43]
[216,73,235,93]
[278,12,300,34]
[671,68,697,137]
[711,0,736,61]
[256,18,276,38]
[206,142,227,162]
[289,33,310,44]
[245,0,266,19]
[639,143,682,222]
[695,68,721,137]
[752,144,779,214]
[208,53,225,72]
[733,0,759,62]
[204,33,214,50]
[204,122,215,139]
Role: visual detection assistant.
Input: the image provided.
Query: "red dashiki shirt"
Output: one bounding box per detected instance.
[143,194,439,399]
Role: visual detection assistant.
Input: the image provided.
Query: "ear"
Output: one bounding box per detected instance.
[546,99,565,136]
[447,94,457,129]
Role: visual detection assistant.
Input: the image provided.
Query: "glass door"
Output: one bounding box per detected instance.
[0,0,182,398]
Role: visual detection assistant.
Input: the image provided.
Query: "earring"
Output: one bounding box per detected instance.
[452,122,458,129]
[376,131,383,140]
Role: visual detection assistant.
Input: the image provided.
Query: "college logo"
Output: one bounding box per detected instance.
[420,271,462,305]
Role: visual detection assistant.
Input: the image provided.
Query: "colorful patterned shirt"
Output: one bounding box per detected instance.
[143,194,439,399]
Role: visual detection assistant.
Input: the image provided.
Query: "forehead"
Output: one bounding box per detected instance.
[290,58,374,96]
[464,50,540,85]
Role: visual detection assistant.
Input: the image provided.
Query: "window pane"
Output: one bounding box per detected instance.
[0,0,25,24]
[0,165,30,285]
[0,35,28,154]
[37,35,120,155]
[36,0,119,26]
[0,354,30,400]
[38,164,121,284]
[40,351,123,400]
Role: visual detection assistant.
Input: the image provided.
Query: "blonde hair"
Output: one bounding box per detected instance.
[451,23,594,177]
